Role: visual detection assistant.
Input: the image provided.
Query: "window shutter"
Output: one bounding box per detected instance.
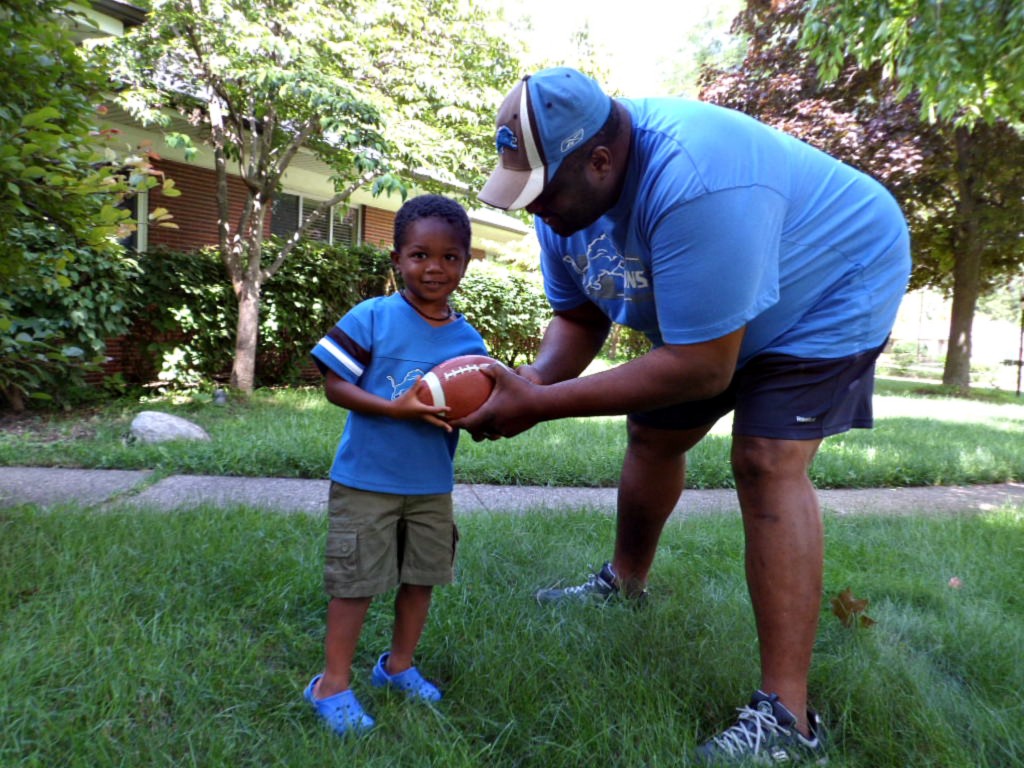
[271,193,300,237]
[331,206,356,247]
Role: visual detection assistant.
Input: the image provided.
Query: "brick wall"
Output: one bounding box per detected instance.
[362,206,393,249]
[148,159,271,250]
[362,206,483,259]
[92,321,187,385]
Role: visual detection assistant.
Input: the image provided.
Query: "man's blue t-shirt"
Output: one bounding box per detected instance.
[311,293,487,495]
[538,98,911,367]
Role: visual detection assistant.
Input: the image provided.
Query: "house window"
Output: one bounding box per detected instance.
[119,188,149,252]
[271,193,359,246]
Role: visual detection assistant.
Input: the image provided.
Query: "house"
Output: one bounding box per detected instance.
[71,0,529,259]
[69,0,530,383]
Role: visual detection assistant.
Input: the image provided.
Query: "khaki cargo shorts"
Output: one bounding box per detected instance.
[323,482,458,599]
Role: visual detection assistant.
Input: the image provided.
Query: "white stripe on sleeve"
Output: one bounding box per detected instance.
[317,337,363,377]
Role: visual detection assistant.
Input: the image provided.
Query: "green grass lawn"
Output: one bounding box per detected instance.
[2,503,1021,767]
[1,378,1022,489]
[2,378,1022,765]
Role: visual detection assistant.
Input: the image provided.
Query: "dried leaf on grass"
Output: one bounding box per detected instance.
[830,587,876,628]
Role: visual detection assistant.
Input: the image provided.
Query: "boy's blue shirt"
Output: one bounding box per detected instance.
[311,292,487,495]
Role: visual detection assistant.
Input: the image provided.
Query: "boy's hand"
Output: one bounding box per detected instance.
[391,380,453,431]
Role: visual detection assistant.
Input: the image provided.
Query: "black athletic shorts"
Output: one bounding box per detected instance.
[628,341,887,440]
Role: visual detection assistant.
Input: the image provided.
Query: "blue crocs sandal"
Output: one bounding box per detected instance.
[370,652,442,702]
[304,674,375,735]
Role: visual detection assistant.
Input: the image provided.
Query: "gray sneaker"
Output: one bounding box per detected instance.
[534,562,631,603]
[694,691,828,765]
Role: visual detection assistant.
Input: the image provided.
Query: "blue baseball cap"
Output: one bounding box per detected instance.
[478,67,613,211]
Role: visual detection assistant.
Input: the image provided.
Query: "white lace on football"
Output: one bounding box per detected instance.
[442,362,488,380]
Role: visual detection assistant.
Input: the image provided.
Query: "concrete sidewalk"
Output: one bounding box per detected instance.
[2,466,1023,518]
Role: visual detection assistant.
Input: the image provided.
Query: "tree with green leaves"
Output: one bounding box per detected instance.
[802,0,1024,128]
[800,0,1024,389]
[97,0,520,394]
[702,0,1024,392]
[0,0,166,411]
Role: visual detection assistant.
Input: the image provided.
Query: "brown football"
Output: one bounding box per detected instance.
[416,354,498,420]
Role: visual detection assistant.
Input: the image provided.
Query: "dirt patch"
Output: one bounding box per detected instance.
[0,412,99,443]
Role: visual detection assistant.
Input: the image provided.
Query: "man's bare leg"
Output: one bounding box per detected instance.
[732,434,824,736]
[611,421,713,596]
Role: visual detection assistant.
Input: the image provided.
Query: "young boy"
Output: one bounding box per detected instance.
[304,194,487,735]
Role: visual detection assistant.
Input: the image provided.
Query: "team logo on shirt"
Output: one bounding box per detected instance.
[561,233,649,301]
[387,369,425,400]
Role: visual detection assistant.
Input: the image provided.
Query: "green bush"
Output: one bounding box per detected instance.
[132,240,393,387]
[454,263,550,368]
[0,0,149,411]
[0,233,143,410]
[601,324,652,362]
[129,245,232,386]
[0,315,105,410]
[260,241,394,382]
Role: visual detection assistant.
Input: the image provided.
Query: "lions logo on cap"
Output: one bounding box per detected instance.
[495,125,518,154]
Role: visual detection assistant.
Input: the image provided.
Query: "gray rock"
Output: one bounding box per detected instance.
[130,411,211,443]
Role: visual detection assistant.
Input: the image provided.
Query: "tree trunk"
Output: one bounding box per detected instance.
[226,193,269,396]
[231,275,261,394]
[942,128,983,393]
[944,261,980,392]
[1,385,26,413]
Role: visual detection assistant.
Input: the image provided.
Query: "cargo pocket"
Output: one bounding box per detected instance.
[325,528,360,583]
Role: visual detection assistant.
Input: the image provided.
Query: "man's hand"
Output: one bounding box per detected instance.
[451,364,542,440]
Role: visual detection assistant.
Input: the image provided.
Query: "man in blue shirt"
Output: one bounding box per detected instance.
[464,67,910,764]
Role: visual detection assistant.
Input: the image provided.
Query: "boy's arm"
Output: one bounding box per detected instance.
[324,370,453,431]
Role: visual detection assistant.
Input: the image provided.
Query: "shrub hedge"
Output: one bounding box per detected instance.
[6,236,648,408]
[128,242,558,389]
[130,239,394,387]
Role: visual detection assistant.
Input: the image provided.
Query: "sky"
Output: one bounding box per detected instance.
[498,0,744,96]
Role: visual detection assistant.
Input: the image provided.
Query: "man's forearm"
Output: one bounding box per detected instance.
[530,345,716,419]
[527,312,610,384]
[527,327,745,422]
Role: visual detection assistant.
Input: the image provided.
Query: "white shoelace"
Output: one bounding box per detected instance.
[710,704,789,756]
[563,572,613,595]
